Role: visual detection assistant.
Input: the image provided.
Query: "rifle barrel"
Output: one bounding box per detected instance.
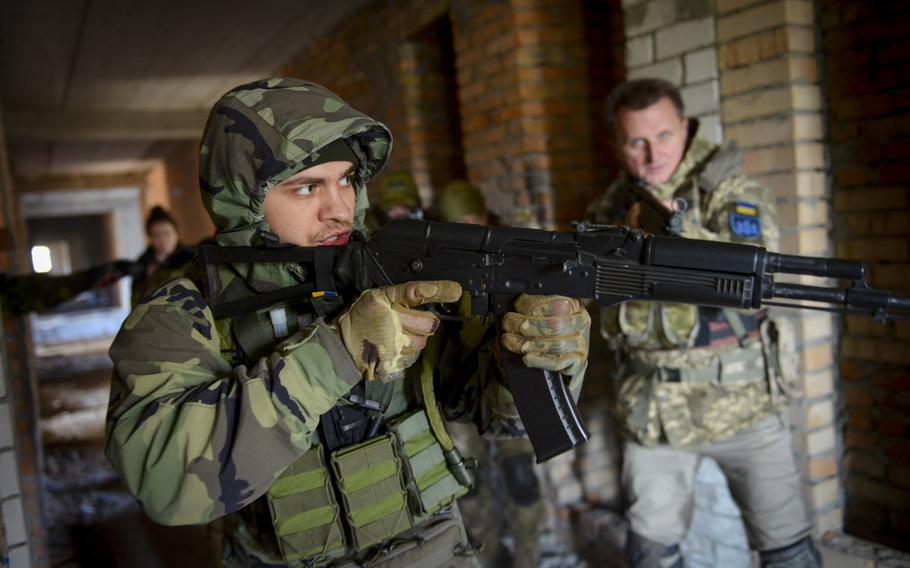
[766,252,865,280]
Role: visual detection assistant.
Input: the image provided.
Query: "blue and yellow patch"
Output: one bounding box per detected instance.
[729,201,762,239]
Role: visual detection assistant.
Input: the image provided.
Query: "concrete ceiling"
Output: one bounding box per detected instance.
[0,0,372,182]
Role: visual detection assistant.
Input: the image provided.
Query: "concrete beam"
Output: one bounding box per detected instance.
[4,109,210,141]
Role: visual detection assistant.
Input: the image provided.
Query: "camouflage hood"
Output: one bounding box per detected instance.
[199,78,392,291]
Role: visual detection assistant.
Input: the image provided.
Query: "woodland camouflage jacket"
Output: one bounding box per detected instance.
[104,79,533,564]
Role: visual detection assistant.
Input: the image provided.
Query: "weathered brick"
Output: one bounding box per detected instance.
[655,17,715,59]
[742,142,824,175]
[803,368,834,399]
[627,57,684,85]
[806,400,834,429]
[830,93,895,121]
[809,477,840,509]
[624,0,678,37]
[890,466,910,490]
[813,506,842,536]
[832,187,908,213]
[776,199,829,229]
[845,498,886,533]
[845,452,887,479]
[698,113,723,143]
[778,227,827,256]
[684,47,718,83]
[806,426,836,455]
[0,450,18,499]
[808,455,838,480]
[716,0,763,15]
[720,54,817,97]
[851,479,910,511]
[726,114,823,149]
[723,85,821,123]
[718,27,815,70]
[2,496,26,546]
[846,430,878,451]
[753,171,826,198]
[625,33,654,67]
[680,81,719,116]
[717,0,814,43]
[0,402,11,449]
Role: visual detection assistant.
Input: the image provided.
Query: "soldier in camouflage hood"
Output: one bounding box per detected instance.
[105,78,590,567]
[587,79,820,568]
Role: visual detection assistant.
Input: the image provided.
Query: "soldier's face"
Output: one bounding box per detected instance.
[263,161,356,247]
[148,221,178,258]
[612,97,688,185]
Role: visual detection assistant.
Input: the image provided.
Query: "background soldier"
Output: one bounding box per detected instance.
[105,78,590,567]
[436,179,546,568]
[587,78,821,568]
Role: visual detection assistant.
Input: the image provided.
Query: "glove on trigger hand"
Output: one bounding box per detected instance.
[500,295,590,376]
[334,280,463,383]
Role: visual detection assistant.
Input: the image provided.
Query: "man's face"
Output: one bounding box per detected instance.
[263,161,356,247]
[148,221,178,258]
[612,97,688,185]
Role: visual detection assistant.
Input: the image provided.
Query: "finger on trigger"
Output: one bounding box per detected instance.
[395,306,439,336]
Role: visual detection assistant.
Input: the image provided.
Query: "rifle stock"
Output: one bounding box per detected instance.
[201,219,910,462]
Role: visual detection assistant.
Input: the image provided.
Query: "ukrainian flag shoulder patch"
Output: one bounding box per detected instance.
[729,201,762,239]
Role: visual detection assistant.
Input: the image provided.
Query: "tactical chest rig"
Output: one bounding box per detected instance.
[215,280,475,567]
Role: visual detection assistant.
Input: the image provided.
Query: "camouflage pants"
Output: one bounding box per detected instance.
[449,422,546,568]
[622,415,811,551]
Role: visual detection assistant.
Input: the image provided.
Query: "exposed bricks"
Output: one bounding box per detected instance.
[716,0,813,43]
[718,27,815,70]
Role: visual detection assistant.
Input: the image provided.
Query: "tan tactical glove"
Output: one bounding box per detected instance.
[334,280,463,382]
[500,295,590,376]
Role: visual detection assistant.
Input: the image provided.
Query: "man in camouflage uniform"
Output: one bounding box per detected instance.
[105,78,591,567]
[587,79,821,568]
[435,180,546,568]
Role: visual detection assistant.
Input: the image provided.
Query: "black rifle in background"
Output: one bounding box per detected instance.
[200,220,910,462]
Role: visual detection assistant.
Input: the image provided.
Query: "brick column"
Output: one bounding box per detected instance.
[716,0,840,537]
[819,0,910,550]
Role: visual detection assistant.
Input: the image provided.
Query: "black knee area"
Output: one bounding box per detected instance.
[500,454,540,506]
[624,531,682,568]
[759,536,822,568]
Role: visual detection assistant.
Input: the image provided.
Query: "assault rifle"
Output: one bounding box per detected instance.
[200,219,910,462]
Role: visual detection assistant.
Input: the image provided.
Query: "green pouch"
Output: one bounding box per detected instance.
[266,445,347,564]
[387,409,471,521]
[330,433,412,550]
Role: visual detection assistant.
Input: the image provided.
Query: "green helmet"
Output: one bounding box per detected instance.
[377,172,420,211]
[437,180,486,222]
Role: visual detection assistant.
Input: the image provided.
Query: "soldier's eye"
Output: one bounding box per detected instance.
[293,184,316,196]
[340,175,352,187]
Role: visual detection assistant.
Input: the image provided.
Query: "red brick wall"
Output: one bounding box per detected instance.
[160,142,215,246]
[279,0,622,228]
[821,0,910,550]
